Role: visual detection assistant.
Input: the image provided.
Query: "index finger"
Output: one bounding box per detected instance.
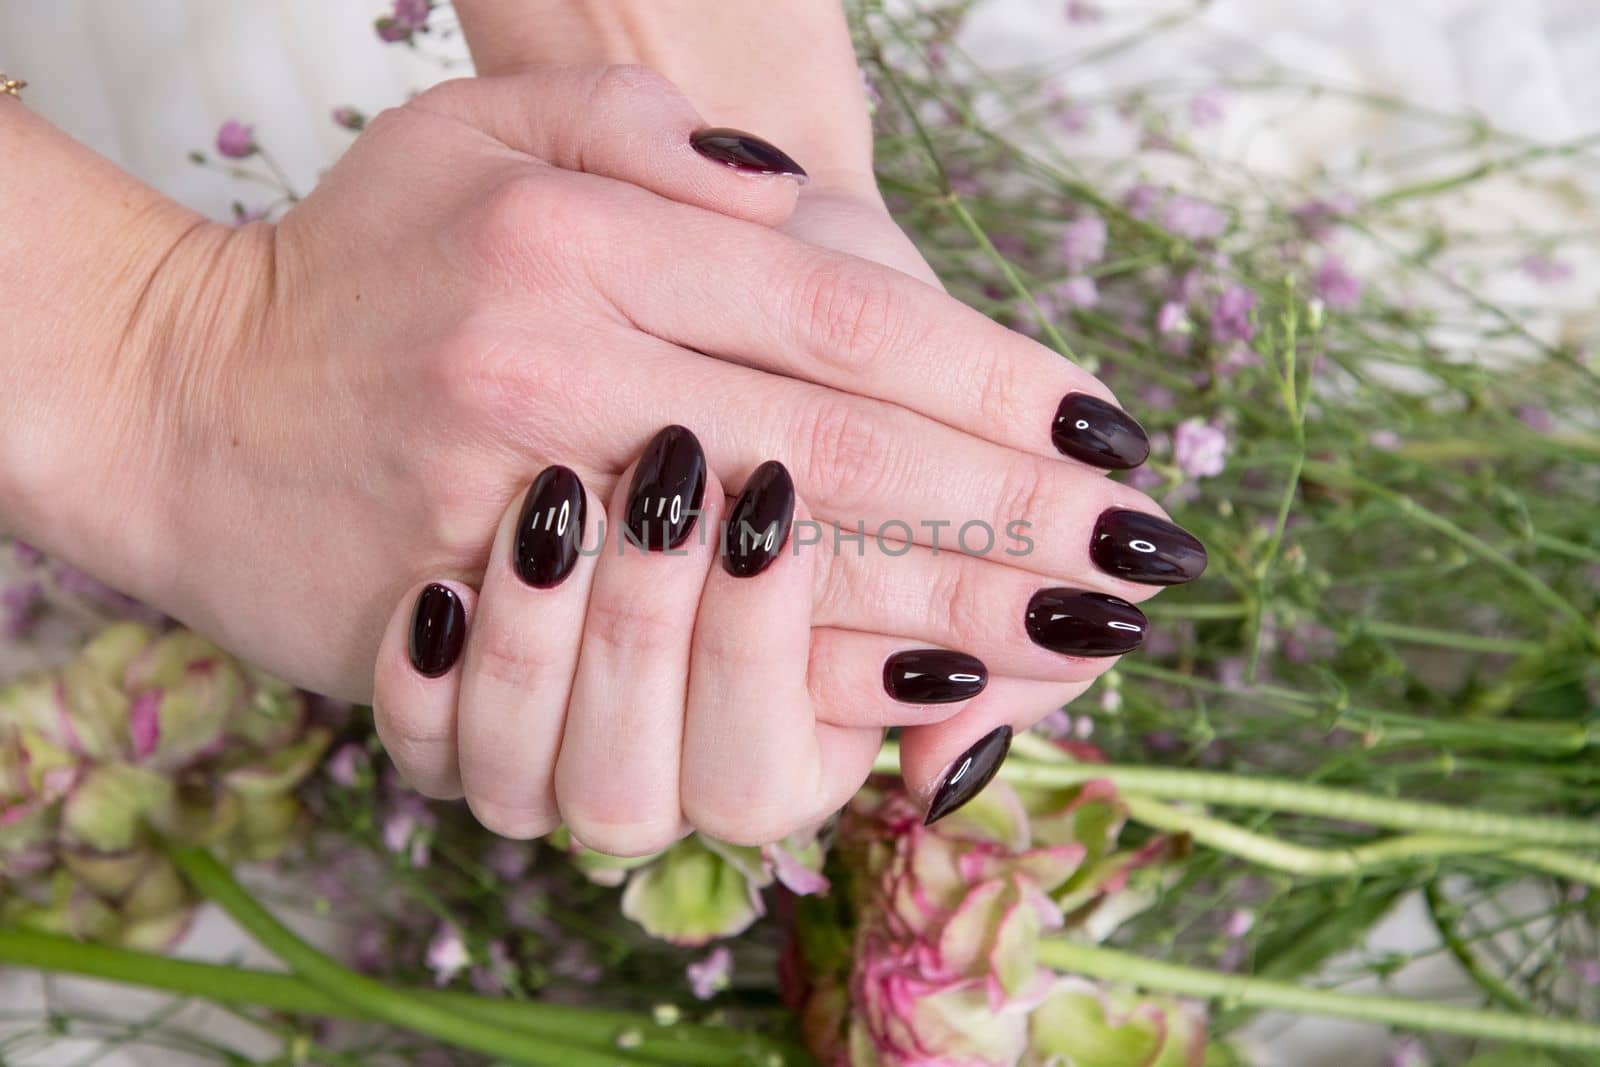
[589,192,1150,471]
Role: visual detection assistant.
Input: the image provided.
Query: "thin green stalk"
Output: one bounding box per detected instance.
[0,930,769,1067]
[1119,795,1600,888]
[1037,940,1600,1051]
[872,745,1600,846]
[165,846,792,1067]
[1117,660,1596,754]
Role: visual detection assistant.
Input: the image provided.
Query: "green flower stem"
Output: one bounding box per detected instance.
[1118,795,1600,888]
[1036,940,1600,1051]
[872,744,1600,847]
[165,846,789,1067]
[1117,660,1596,753]
[0,929,772,1067]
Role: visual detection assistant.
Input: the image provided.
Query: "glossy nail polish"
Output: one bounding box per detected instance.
[409,583,466,678]
[925,726,1013,825]
[690,127,808,181]
[884,649,988,704]
[1090,509,1208,586]
[1052,394,1150,469]
[514,465,587,588]
[624,425,708,551]
[723,460,795,578]
[1026,589,1147,657]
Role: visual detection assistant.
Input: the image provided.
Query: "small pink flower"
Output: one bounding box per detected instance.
[1292,194,1357,240]
[1057,275,1100,309]
[1173,418,1228,478]
[1222,909,1255,937]
[1314,255,1363,311]
[1516,404,1554,433]
[486,840,534,881]
[1386,1036,1430,1067]
[1162,195,1227,241]
[687,946,734,1000]
[1156,301,1189,334]
[1519,253,1574,285]
[1060,213,1107,273]
[1137,383,1176,410]
[215,120,256,160]
[1064,0,1103,22]
[1368,429,1401,450]
[1189,88,1227,127]
[1210,284,1257,344]
[330,106,366,132]
[1123,183,1162,219]
[425,924,470,986]
[325,743,367,787]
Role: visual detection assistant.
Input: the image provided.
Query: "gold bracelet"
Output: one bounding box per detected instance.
[0,74,26,99]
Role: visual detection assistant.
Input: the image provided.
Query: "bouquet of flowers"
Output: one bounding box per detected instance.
[3,2,1598,1065]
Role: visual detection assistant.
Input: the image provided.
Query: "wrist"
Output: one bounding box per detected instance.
[0,147,272,614]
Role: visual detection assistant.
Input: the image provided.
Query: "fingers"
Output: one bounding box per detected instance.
[556,426,722,856]
[532,331,1201,593]
[588,193,1151,469]
[811,537,1152,683]
[898,679,1095,823]
[456,466,605,838]
[372,580,474,799]
[804,629,988,729]
[411,68,802,228]
[683,470,883,846]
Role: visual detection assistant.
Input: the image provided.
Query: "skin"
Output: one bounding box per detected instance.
[0,8,1177,850]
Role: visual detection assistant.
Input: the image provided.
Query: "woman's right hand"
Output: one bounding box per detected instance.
[57,69,1199,741]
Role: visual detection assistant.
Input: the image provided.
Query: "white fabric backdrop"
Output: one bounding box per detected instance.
[3,2,1597,1064]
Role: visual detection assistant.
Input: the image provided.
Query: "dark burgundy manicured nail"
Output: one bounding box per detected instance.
[883,649,988,704]
[624,425,708,551]
[1052,394,1150,469]
[409,583,466,678]
[723,460,795,578]
[690,127,808,181]
[1090,509,1207,586]
[1026,589,1147,657]
[925,726,1012,826]
[514,466,587,588]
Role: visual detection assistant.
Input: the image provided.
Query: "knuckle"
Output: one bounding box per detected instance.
[687,796,798,848]
[796,260,903,374]
[467,795,559,841]
[995,457,1055,533]
[584,592,684,659]
[796,394,894,507]
[587,64,677,113]
[467,174,589,273]
[466,619,558,692]
[373,694,454,752]
[926,559,993,646]
[974,348,1027,430]
[562,808,684,859]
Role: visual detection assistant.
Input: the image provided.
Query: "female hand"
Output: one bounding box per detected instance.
[374,428,1013,855]
[84,69,1192,710]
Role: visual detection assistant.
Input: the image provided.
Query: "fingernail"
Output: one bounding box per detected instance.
[409,583,466,677]
[884,649,988,704]
[1052,394,1150,469]
[1090,509,1208,586]
[1026,589,1147,657]
[723,460,795,578]
[690,127,808,182]
[624,425,708,551]
[924,725,1012,825]
[514,465,587,588]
